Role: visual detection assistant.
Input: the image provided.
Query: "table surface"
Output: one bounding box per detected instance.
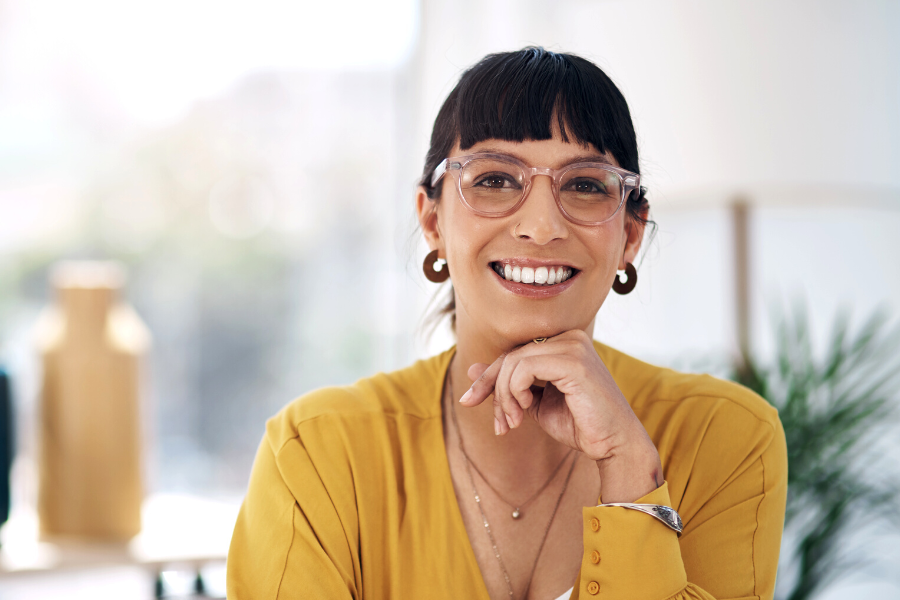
[0,493,241,575]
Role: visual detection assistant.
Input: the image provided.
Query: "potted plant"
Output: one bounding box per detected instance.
[732,305,900,600]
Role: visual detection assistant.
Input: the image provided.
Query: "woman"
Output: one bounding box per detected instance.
[227,47,787,600]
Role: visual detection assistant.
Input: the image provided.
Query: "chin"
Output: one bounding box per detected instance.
[455,270,602,345]
[487,313,586,347]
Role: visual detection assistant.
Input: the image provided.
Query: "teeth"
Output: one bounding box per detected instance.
[495,263,575,286]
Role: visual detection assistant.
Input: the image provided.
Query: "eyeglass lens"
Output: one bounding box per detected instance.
[459,157,623,222]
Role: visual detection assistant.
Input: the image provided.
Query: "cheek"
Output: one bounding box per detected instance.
[581,223,626,276]
[441,203,501,270]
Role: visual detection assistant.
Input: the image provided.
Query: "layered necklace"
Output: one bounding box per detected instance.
[447,372,578,600]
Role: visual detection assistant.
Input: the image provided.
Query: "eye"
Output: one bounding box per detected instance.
[473,173,518,189]
[563,177,609,195]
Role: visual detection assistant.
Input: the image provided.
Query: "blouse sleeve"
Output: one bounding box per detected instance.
[572,406,788,600]
[226,431,359,600]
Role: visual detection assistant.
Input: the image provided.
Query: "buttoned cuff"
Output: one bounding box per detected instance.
[579,481,687,599]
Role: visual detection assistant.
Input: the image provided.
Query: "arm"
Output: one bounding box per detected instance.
[227,431,360,600]
[462,332,788,600]
[573,405,788,600]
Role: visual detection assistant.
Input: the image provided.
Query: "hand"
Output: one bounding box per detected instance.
[459,330,663,502]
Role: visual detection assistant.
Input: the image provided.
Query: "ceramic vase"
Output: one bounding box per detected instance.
[35,261,150,541]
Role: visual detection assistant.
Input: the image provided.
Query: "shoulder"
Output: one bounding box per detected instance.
[595,340,781,440]
[594,341,787,512]
[595,341,786,485]
[264,348,454,452]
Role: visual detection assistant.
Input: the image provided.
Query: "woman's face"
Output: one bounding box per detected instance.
[417,126,646,347]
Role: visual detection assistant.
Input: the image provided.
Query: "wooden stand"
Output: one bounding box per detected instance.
[35,261,150,541]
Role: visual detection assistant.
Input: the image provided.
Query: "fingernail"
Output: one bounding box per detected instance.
[460,388,473,403]
[505,414,514,429]
[494,418,500,435]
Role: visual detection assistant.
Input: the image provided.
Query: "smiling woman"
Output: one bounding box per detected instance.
[226,48,787,600]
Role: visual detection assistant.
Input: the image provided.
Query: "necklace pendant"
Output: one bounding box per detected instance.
[511,508,521,519]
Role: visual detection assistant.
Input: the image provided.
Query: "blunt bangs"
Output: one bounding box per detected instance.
[421,47,640,194]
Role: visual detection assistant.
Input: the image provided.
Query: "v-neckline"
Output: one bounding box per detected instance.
[430,347,582,600]
[432,346,494,600]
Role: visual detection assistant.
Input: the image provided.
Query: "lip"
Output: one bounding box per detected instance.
[489,263,579,298]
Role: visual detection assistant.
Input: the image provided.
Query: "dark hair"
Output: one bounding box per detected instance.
[419,47,652,331]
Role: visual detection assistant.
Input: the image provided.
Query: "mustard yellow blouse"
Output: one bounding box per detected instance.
[227,342,787,599]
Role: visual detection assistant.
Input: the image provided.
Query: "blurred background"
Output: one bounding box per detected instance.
[0,0,898,598]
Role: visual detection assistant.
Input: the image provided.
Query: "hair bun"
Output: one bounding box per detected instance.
[629,185,648,205]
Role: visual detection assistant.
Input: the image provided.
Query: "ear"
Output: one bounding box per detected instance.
[416,186,444,254]
[620,208,648,270]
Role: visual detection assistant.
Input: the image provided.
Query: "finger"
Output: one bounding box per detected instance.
[509,362,538,411]
[513,335,586,363]
[466,362,497,430]
[467,362,490,382]
[492,385,510,435]
[492,338,574,430]
[493,351,530,430]
[508,337,592,380]
[493,337,573,421]
[538,328,591,346]
[459,355,503,407]
[509,353,581,406]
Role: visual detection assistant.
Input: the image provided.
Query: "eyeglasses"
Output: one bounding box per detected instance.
[430,152,640,226]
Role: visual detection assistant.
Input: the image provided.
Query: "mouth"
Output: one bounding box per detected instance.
[489,261,579,287]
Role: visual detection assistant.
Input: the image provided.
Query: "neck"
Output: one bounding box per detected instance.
[446,312,596,488]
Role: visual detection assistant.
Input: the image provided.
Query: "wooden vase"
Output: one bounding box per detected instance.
[35,261,150,541]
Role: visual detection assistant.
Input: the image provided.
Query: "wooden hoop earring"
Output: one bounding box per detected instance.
[612,262,637,295]
[423,249,450,283]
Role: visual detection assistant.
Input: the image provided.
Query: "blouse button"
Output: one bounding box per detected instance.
[587,581,600,595]
[590,550,601,564]
[590,517,600,532]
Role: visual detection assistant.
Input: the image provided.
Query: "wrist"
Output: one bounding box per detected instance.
[595,439,662,504]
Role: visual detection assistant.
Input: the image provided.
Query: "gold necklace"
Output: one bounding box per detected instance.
[461,440,573,520]
[447,372,578,600]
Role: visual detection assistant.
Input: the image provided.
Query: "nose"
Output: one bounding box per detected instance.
[513,175,568,244]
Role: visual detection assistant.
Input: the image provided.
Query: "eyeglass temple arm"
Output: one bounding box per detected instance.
[430,159,448,188]
[624,175,640,199]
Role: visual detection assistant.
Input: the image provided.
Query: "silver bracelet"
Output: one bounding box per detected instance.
[598,503,684,536]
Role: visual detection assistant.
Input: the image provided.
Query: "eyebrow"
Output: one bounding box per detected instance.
[470,146,613,167]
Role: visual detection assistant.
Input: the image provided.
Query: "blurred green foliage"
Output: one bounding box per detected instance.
[732,305,900,600]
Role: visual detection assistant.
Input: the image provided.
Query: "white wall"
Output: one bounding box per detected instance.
[412,0,900,363]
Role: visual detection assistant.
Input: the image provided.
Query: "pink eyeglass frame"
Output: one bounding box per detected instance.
[429,152,641,226]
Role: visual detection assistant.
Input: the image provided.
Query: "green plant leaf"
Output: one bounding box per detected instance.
[730,302,900,600]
